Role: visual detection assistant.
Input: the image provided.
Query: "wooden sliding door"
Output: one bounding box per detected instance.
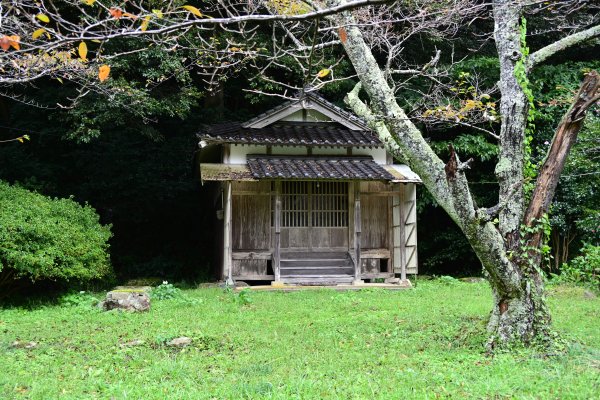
[277,181,349,250]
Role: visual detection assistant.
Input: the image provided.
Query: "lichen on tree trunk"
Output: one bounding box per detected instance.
[493,0,528,245]
[486,273,552,348]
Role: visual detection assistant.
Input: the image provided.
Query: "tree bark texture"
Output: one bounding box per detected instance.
[492,0,527,245]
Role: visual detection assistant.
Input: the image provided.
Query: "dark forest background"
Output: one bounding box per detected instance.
[1,20,598,284]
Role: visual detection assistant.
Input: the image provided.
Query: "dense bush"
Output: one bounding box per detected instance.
[553,243,600,289]
[0,181,112,285]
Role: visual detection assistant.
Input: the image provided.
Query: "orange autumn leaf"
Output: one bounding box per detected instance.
[9,35,20,50]
[338,27,347,44]
[109,8,123,19]
[98,65,110,82]
[0,35,20,51]
[122,12,139,20]
[0,37,10,51]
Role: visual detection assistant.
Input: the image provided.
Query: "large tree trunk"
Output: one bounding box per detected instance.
[486,0,552,348]
[332,0,599,349]
[492,0,528,246]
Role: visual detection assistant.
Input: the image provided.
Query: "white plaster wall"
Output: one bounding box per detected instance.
[353,147,387,164]
[271,146,307,155]
[229,141,388,165]
[229,145,267,163]
[312,147,347,156]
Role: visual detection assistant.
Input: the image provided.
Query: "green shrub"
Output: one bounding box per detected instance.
[554,243,600,289]
[0,181,112,285]
[151,281,180,300]
[151,281,203,305]
[59,290,100,308]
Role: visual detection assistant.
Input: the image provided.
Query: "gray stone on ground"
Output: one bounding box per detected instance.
[114,285,152,293]
[583,290,597,299]
[235,281,250,287]
[10,340,37,349]
[166,337,192,347]
[385,277,401,284]
[101,289,150,312]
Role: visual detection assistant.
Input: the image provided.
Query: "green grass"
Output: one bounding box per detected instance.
[1,281,599,399]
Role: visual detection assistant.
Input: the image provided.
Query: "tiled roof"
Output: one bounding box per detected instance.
[200,163,256,182]
[198,122,382,147]
[247,155,396,181]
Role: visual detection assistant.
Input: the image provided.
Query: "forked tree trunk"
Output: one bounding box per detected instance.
[487,70,600,346]
[332,0,599,348]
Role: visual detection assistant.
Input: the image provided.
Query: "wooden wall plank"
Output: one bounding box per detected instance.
[231,181,271,251]
[233,260,267,276]
[360,194,389,249]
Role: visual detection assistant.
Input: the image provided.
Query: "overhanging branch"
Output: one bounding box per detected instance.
[527,25,600,71]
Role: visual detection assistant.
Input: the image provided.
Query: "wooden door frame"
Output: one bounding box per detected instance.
[276,180,350,251]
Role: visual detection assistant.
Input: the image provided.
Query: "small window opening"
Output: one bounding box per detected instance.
[380,258,389,273]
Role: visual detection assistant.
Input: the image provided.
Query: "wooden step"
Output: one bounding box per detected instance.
[282,274,353,278]
[278,251,355,285]
[280,260,351,268]
[280,265,353,270]
[281,258,348,262]
[281,276,355,285]
[280,251,348,260]
[281,268,354,276]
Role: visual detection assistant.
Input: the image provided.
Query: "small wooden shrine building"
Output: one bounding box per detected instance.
[197,92,420,286]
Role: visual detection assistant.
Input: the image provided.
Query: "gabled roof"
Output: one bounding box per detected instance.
[242,91,368,131]
[198,121,382,148]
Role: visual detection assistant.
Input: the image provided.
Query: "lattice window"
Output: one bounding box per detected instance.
[311,182,348,227]
[281,181,309,227]
[274,181,348,228]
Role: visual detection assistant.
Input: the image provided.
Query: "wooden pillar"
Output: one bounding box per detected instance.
[348,182,355,250]
[273,181,282,283]
[223,181,233,286]
[399,184,407,282]
[353,184,362,284]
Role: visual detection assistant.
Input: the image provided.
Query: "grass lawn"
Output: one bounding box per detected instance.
[1,280,599,399]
